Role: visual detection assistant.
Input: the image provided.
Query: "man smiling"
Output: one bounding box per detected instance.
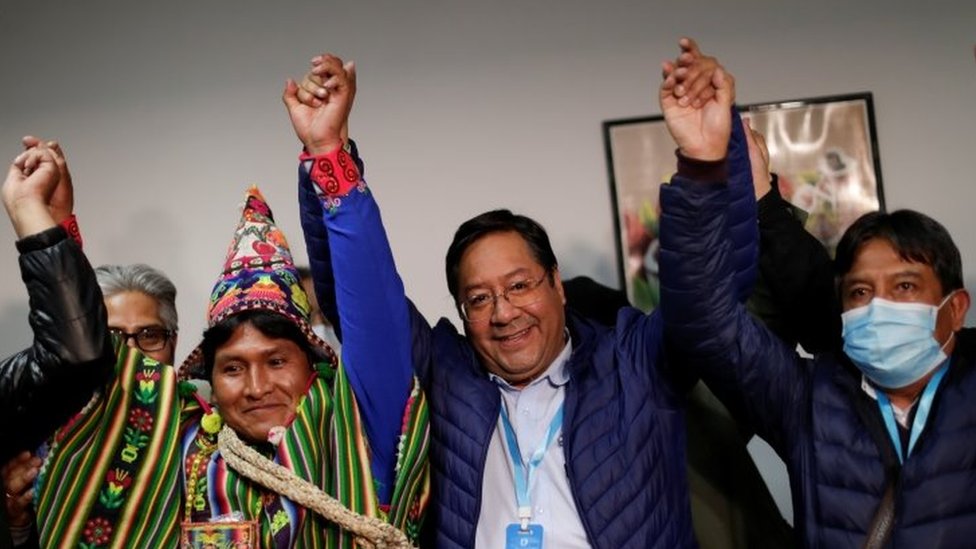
[450,222,567,386]
[23,50,429,548]
[204,316,317,444]
[295,45,758,547]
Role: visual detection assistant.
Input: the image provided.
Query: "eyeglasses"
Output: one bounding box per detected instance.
[459,275,549,322]
[109,327,174,352]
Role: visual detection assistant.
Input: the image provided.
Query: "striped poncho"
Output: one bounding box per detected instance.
[35,343,429,548]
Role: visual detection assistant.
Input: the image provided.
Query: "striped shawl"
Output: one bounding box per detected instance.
[35,344,428,548]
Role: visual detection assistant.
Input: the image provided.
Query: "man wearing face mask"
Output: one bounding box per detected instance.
[657,63,976,545]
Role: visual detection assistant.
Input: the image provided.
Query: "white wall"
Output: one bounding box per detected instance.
[1,0,973,522]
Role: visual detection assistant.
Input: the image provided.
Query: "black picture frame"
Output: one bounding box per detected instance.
[603,93,884,310]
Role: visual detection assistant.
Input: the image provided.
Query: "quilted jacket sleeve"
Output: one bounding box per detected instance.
[0,226,114,462]
[725,107,759,303]
[659,160,811,455]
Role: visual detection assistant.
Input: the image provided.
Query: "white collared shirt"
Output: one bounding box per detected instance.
[861,376,916,428]
[475,338,590,548]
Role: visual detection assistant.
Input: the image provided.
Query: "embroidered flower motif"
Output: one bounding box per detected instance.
[83,517,112,545]
[100,468,133,509]
[128,408,154,432]
[136,369,160,395]
[135,369,160,383]
[106,468,132,490]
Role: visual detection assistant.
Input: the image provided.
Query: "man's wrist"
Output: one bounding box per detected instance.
[677,145,726,163]
[304,138,344,157]
[7,201,56,239]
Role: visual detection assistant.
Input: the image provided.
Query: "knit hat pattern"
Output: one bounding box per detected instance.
[180,186,337,379]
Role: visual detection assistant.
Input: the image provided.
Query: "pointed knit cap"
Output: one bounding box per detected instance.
[180,185,336,378]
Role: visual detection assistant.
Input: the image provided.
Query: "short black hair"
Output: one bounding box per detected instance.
[201,310,314,379]
[445,209,558,301]
[835,209,963,295]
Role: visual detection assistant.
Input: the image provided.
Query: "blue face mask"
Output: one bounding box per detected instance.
[842,294,955,389]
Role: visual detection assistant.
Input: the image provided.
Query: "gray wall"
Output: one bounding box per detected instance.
[1,0,973,523]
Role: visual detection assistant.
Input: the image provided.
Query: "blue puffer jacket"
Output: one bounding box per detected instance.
[659,173,976,548]
[413,306,698,548]
[298,111,758,548]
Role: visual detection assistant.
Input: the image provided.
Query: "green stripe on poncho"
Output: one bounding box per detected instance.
[35,343,429,548]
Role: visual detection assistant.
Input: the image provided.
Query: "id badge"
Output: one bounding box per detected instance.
[505,523,543,549]
[181,519,258,548]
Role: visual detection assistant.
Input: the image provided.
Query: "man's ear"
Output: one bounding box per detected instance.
[552,267,566,306]
[948,289,971,331]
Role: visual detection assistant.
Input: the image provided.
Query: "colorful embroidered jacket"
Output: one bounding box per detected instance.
[33,148,429,548]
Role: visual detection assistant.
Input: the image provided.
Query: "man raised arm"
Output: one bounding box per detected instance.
[0,144,113,461]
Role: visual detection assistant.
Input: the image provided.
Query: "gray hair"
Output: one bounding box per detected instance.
[95,264,179,332]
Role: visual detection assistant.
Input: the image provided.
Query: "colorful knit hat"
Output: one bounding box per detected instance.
[180,186,337,379]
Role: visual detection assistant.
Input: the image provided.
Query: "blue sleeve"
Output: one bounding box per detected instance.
[726,107,759,302]
[298,167,341,337]
[297,159,412,504]
[297,141,367,338]
[659,169,810,456]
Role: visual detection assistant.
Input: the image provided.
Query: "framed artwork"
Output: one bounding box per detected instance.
[603,93,884,311]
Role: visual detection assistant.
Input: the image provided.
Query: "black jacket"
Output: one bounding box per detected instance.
[0,226,113,462]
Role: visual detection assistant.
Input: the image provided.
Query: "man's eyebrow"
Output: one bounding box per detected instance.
[107,323,167,331]
[840,274,869,288]
[461,268,532,293]
[842,269,925,288]
[890,270,924,279]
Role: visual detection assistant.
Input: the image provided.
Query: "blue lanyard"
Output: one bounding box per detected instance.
[875,366,947,464]
[499,401,564,531]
